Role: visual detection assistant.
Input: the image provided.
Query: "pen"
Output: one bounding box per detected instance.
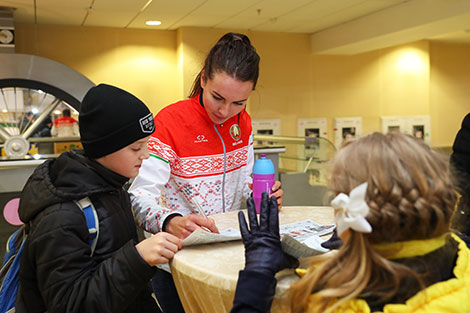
[191,198,214,233]
[192,198,208,218]
[191,198,220,233]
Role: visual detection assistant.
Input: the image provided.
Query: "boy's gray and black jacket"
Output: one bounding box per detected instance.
[16,150,160,313]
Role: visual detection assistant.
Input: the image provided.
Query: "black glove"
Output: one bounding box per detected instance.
[320,227,343,249]
[238,192,299,276]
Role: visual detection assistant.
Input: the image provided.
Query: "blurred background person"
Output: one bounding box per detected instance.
[18,111,35,134]
[51,108,79,137]
[31,116,52,137]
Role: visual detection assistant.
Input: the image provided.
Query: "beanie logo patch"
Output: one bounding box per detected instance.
[140,113,155,133]
[230,124,241,141]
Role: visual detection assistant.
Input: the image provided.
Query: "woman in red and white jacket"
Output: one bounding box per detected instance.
[129,32,283,313]
[130,93,254,234]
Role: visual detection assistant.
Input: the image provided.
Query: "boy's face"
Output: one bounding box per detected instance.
[96,136,150,178]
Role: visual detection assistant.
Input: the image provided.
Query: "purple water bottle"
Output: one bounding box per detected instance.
[252,154,275,213]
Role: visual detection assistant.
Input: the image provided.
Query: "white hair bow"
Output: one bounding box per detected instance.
[332,182,372,236]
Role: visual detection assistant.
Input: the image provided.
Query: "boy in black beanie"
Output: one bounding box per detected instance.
[17,84,181,313]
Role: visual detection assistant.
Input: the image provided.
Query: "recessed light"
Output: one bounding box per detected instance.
[396,51,425,73]
[146,20,161,26]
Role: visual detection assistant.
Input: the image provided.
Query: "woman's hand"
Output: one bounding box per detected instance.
[249,180,283,210]
[166,214,219,239]
[271,181,283,209]
[136,232,182,266]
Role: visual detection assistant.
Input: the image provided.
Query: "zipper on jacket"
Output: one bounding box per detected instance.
[213,123,226,213]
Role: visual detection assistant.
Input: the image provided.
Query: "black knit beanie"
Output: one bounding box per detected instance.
[79,84,155,158]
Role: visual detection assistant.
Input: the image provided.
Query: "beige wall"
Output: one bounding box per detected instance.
[15,23,179,114]
[309,41,431,141]
[12,23,470,148]
[430,42,470,147]
[177,27,237,99]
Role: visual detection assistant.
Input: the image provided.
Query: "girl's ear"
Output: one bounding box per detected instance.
[200,70,206,89]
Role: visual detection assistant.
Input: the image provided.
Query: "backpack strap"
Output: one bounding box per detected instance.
[0,228,27,313]
[74,197,99,257]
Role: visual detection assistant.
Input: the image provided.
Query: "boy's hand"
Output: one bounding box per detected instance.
[136,232,182,266]
[166,215,219,239]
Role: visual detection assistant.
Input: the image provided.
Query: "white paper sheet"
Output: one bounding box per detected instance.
[279,219,335,240]
[279,219,335,258]
[182,228,241,247]
[281,234,329,258]
[181,219,335,258]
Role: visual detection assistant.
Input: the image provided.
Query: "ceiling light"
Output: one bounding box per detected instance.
[146,20,161,26]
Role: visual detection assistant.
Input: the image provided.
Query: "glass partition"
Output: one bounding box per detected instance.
[253,134,336,206]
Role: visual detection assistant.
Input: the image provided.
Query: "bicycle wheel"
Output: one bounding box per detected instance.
[0,54,94,159]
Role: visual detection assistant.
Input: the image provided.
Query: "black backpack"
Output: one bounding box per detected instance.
[0,197,99,313]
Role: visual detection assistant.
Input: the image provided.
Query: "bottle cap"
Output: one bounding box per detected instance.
[253,154,275,175]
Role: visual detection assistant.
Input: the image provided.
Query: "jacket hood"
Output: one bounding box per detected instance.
[19,150,124,223]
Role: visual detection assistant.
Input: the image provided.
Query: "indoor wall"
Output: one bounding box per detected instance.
[308,41,430,142]
[14,23,179,114]
[12,23,470,148]
[430,42,470,148]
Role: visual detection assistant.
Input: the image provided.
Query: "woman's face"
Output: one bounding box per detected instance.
[201,71,254,124]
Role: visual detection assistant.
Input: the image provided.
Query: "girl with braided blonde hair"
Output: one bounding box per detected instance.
[231,132,470,313]
[288,132,468,313]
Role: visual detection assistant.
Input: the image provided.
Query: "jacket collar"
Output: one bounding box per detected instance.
[83,157,129,188]
[372,232,449,260]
